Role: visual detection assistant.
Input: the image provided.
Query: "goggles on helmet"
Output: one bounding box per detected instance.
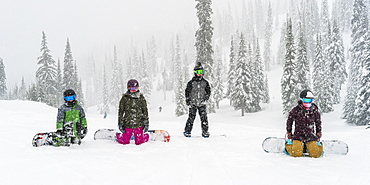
[64,95,76,101]
[194,69,204,75]
[302,98,313,103]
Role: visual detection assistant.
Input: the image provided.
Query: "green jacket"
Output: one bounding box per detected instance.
[118,91,149,129]
[56,101,87,134]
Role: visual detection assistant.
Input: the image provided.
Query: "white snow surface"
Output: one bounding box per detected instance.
[1,66,369,185]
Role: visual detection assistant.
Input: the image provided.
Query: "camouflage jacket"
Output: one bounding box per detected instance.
[286,102,322,142]
[118,91,149,129]
[56,101,87,131]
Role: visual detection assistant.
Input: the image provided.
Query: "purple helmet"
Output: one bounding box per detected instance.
[127,79,139,88]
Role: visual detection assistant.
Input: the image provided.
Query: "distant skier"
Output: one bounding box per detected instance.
[104,112,107,119]
[117,79,149,145]
[183,63,211,138]
[55,89,88,146]
[285,90,323,158]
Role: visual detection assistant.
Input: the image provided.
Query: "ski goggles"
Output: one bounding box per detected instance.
[302,98,313,103]
[128,86,138,91]
[194,69,204,74]
[64,95,76,101]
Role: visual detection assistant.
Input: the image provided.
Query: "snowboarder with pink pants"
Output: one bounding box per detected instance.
[117,79,149,145]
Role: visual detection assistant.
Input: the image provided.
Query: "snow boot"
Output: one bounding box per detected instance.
[183,132,191,137]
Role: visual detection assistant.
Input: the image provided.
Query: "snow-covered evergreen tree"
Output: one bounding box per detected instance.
[110,46,122,109]
[232,33,253,115]
[353,0,370,125]
[296,21,311,90]
[140,51,151,105]
[0,57,6,100]
[226,36,236,102]
[18,77,27,100]
[281,18,299,115]
[343,0,368,124]
[36,31,57,106]
[101,67,110,114]
[63,38,76,90]
[55,59,63,106]
[254,39,269,104]
[213,45,224,109]
[195,0,215,113]
[313,34,334,113]
[327,19,347,104]
[174,35,187,116]
[263,1,273,71]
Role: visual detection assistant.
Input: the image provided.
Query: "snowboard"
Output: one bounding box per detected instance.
[32,131,81,147]
[262,137,349,155]
[94,129,171,142]
[32,132,55,147]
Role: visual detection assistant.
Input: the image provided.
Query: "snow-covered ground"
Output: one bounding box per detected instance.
[1,65,369,185]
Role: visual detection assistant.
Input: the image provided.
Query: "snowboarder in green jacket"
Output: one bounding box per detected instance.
[55,89,87,146]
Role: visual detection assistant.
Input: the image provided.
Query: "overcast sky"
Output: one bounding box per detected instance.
[2,0,232,87]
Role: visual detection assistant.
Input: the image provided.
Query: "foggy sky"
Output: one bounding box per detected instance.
[0,0,216,87]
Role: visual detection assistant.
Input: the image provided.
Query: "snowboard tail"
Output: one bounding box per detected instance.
[262,137,348,155]
[94,128,170,142]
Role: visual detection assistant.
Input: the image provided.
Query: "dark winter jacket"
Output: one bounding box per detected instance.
[185,76,211,107]
[118,91,149,129]
[56,101,87,132]
[286,102,322,142]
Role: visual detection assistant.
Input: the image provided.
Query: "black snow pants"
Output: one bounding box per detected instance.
[185,105,209,133]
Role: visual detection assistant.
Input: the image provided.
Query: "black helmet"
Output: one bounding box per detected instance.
[63,89,76,97]
[300,90,314,99]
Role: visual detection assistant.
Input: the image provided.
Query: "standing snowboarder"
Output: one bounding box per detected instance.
[183,63,211,138]
[117,79,149,145]
[55,89,88,146]
[285,90,323,158]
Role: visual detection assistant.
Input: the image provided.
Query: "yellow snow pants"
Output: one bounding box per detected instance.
[285,140,323,158]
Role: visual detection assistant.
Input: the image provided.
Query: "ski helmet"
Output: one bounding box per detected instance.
[63,89,76,97]
[300,90,314,99]
[63,89,76,102]
[127,79,139,88]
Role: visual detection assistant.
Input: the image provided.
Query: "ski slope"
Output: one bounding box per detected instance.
[1,66,369,185]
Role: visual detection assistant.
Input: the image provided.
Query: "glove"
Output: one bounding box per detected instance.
[80,127,88,139]
[316,132,322,141]
[118,123,125,133]
[286,132,293,145]
[143,120,149,132]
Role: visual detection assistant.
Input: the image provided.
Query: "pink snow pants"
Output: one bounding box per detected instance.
[116,127,149,145]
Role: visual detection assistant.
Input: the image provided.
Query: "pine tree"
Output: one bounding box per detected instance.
[63,38,75,90]
[55,59,63,106]
[174,35,186,116]
[110,46,122,109]
[281,18,298,115]
[296,21,311,90]
[343,0,368,124]
[0,57,7,99]
[195,0,215,113]
[19,77,27,100]
[226,36,236,102]
[254,39,268,105]
[36,31,57,106]
[213,45,224,109]
[327,19,347,104]
[232,33,253,115]
[263,1,273,71]
[353,0,370,125]
[101,67,110,114]
[140,51,151,105]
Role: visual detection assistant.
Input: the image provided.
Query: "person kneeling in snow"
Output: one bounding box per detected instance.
[55,89,88,146]
[117,79,149,145]
[285,90,323,158]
